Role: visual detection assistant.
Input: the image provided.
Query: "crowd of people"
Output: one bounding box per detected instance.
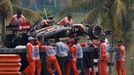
[22,35,126,75]
[10,10,126,75]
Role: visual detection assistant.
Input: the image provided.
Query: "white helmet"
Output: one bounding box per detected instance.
[28,37,35,41]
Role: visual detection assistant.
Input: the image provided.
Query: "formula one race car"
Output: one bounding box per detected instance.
[4,18,109,48]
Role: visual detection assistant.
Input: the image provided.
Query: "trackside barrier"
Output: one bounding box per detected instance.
[0,54,21,75]
[0,47,114,75]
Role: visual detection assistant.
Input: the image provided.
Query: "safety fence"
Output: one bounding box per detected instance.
[0,47,114,75]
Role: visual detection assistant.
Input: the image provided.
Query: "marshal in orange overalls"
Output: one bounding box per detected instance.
[44,45,62,75]
[115,40,126,75]
[24,37,41,75]
[98,42,109,75]
[66,38,79,75]
[10,10,26,26]
[36,40,42,75]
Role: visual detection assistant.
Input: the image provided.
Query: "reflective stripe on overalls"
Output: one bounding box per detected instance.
[76,43,83,59]
[115,47,122,61]
[25,43,36,75]
[46,46,62,75]
[26,43,40,60]
[13,15,25,25]
[99,43,108,60]
[115,45,126,61]
[66,45,79,75]
[56,42,69,57]
[46,46,56,57]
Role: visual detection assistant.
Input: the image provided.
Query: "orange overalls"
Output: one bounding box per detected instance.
[57,17,73,26]
[98,42,108,75]
[36,40,42,75]
[66,45,79,75]
[37,40,42,49]
[115,45,126,75]
[24,43,41,75]
[10,14,26,26]
[44,45,62,75]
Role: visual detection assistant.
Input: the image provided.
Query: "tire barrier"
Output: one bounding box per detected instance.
[0,54,21,75]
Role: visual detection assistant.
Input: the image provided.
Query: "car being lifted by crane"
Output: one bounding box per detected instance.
[4,18,112,48]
